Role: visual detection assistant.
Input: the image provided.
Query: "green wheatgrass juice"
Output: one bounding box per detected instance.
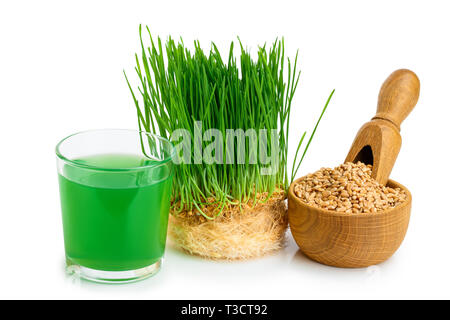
[58,153,173,271]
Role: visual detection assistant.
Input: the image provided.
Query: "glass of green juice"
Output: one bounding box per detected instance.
[56,129,174,283]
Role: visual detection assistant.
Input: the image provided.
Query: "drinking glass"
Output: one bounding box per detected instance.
[56,129,174,283]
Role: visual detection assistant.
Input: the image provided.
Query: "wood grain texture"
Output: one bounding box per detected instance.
[288,178,411,268]
[345,69,420,185]
[375,69,420,129]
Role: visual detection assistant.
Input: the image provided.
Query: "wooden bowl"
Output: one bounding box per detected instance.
[288,178,412,268]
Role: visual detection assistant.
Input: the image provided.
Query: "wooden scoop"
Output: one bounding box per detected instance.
[345,69,420,185]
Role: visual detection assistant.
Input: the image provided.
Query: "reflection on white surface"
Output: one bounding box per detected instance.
[365,265,382,284]
[69,233,389,298]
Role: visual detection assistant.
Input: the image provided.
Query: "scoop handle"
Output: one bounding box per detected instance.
[373,69,420,129]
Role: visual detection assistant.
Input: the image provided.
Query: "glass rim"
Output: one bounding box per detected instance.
[55,129,175,172]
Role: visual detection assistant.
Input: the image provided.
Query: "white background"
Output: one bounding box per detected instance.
[0,0,449,299]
